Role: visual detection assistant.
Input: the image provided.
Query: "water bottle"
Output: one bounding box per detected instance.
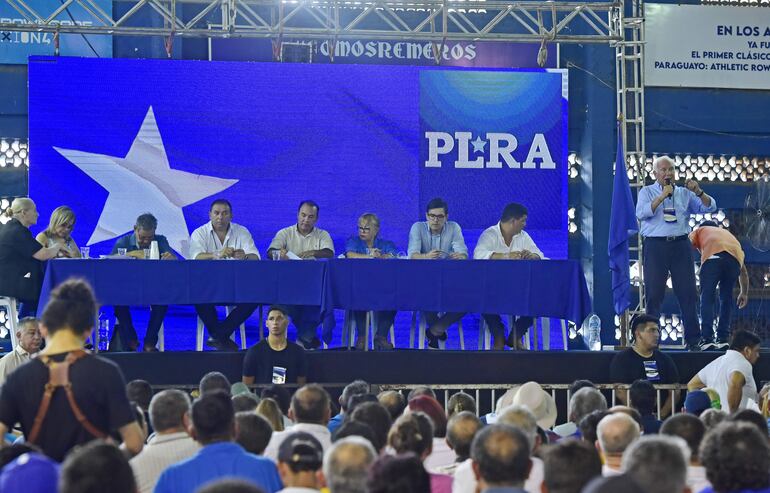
[587,314,602,351]
[97,312,110,352]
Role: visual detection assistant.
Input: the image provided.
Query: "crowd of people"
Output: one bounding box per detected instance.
[0,277,768,493]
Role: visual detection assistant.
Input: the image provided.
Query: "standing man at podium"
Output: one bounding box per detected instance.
[635,156,716,351]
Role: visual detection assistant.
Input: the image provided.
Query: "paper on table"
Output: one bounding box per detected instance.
[287,251,302,260]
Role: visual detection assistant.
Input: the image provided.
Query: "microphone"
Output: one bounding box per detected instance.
[665,177,674,208]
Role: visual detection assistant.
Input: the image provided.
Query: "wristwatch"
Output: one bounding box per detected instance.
[696,190,705,197]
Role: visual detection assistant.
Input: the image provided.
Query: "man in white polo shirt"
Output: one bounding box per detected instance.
[267,201,334,349]
[189,198,261,351]
[473,203,543,350]
[687,329,764,413]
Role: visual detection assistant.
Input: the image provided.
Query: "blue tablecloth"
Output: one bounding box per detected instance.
[38,259,327,311]
[325,259,591,324]
[38,258,591,324]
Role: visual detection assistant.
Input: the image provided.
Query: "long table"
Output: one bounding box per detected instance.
[38,258,592,324]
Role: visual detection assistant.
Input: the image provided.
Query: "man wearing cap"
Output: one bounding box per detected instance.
[0,452,59,493]
[682,390,713,416]
[277,432,325,492]
[0,317,41,386]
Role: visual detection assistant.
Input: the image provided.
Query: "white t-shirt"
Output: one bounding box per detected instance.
[697,349,758,411]
[452,456,543,493]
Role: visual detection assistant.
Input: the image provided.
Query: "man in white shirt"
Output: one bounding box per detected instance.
[267,201,335,349]
[660,414,711,493]
[264,384,333,462]
[596,413,640,476]
[189,199,260,351]
[473,203,544,350]
[687,329,765,412]
[130,389,200,493]
[0,317,41,386]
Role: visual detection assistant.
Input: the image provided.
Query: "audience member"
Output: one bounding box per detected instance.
[408,395,454,470]
[728,408,769,436]
[197,480,267,493]
[368,453,431,493]
[700,408,727,431]
[595,413,640,476]
[628,379,661,433]
[0,452,59,493]
[441,411,482,475]
[243,306,308,385]
[621,435,689,493]
[329,380,369,434]
[660,413,711,493]
[0,443,40,469]
[264,384,332,461]
[689,330,763,412]
[683,390,713,416]
[130,389,199,493]
[258,398,287,432]
[409,386,437,401]
[59,441,136,493]
[347,393,378,416]
[262,385,292,417]
[447,392,476,418]
[607,405,644,431]
[0,317,42,386]
[609,314,679,416]
[323,436,376,493]
[127,379,154,434]
[541,440,601,493]
[378,390,407,421]
[276,432,324,492]
[511,381,558,432]
[0,279,143,461]
[332,420,377,447]
[699,421,770,493]
[236,412,274,455]
[554,387,607,438]
[581,474,645,493]
[470,424,532,493]
[577,410,609,445]
[349,401,392,454]
[389,412,452,493]
[200,371,232,396]
[234,393,261,413]
[154,390,281,493]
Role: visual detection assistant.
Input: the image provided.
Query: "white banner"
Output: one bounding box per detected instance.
[645,4,770,90]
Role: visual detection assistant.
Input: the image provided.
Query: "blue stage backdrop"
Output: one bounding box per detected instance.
[28,57,568,259]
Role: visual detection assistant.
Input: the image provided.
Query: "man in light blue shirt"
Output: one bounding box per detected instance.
[635,156,716,351]
[407,197,468,348]
[154,391,282,493]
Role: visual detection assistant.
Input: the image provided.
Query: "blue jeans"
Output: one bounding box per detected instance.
[699,253,740,341]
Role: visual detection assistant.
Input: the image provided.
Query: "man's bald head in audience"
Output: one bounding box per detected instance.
[596,413,640,456]
[446,411,482,462]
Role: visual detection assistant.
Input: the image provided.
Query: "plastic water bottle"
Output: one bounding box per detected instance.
[587,314,602,351]
[97,313,110,352]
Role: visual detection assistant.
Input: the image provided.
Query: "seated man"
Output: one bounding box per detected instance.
[345,213,397,351]
[189,199,260,351]
[111,213,176,352]
[473,203,543,350]
[407,197,468,349]
[0,317,41,386]
[267,201,334,350]
[242,306,308,386]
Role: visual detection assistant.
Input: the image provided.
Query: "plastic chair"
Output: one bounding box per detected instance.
[0,297,19,348]
[410,312,465,350]
[196,306,249,351]
[343,311,396,351]
[478,316,568,350]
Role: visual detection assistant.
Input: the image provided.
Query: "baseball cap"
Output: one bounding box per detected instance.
[277,432,324,471]
[0,452,59,493]
[684,391,712,416]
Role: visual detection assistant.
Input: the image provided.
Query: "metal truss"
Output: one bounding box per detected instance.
[1,0,621,43]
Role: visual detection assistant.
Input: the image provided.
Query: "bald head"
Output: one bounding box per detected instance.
[597,413,640,456]
[498,405,538,452]
[446,411,482,461]
[290,384,331,425]
[323,436,376,493]
[377,391,406,421]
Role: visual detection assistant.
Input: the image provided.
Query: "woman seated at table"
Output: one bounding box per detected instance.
[345,213,398,351]
[0,198,62,317]
[35,205,81,258]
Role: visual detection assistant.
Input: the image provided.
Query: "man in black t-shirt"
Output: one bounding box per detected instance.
[609,314,680,417]
[242,306,307,385]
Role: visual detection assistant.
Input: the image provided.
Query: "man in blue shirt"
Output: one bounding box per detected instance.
[111,213,176,352]
[154,390,282,493]
[635,156,716,351]
[407,198,468,349]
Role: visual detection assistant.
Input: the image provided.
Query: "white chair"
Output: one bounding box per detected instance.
[410,312,464,350]
[343,311,395,351]
[0,297,19,348]
[196,306,248,351]
[478,316,568,350]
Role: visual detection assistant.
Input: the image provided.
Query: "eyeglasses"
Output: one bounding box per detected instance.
[427,214,446,220]
[358,226,371,232]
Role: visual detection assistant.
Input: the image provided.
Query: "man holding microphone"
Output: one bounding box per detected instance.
[636,156,716,351]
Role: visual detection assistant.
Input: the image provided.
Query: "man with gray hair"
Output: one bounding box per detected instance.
[635,155,716,351]
[323,436,376,493]
[622,435,689,493]
[0,317,41,386]
[328,380,369,434]
[437,411,481,476]
[130,389,199,493]
[264,384,332,461]
[452,405,542,493]
[470,425,532,493]
[595,413,640,476]
[554,387,607,438]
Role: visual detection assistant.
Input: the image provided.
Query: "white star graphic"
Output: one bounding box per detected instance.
[471,136,487,153]
[53,106,238,258]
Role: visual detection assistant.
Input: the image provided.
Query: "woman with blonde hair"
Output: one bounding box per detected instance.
[0,198,62,316]
[35,205,80,258]
[256,398,285,431]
